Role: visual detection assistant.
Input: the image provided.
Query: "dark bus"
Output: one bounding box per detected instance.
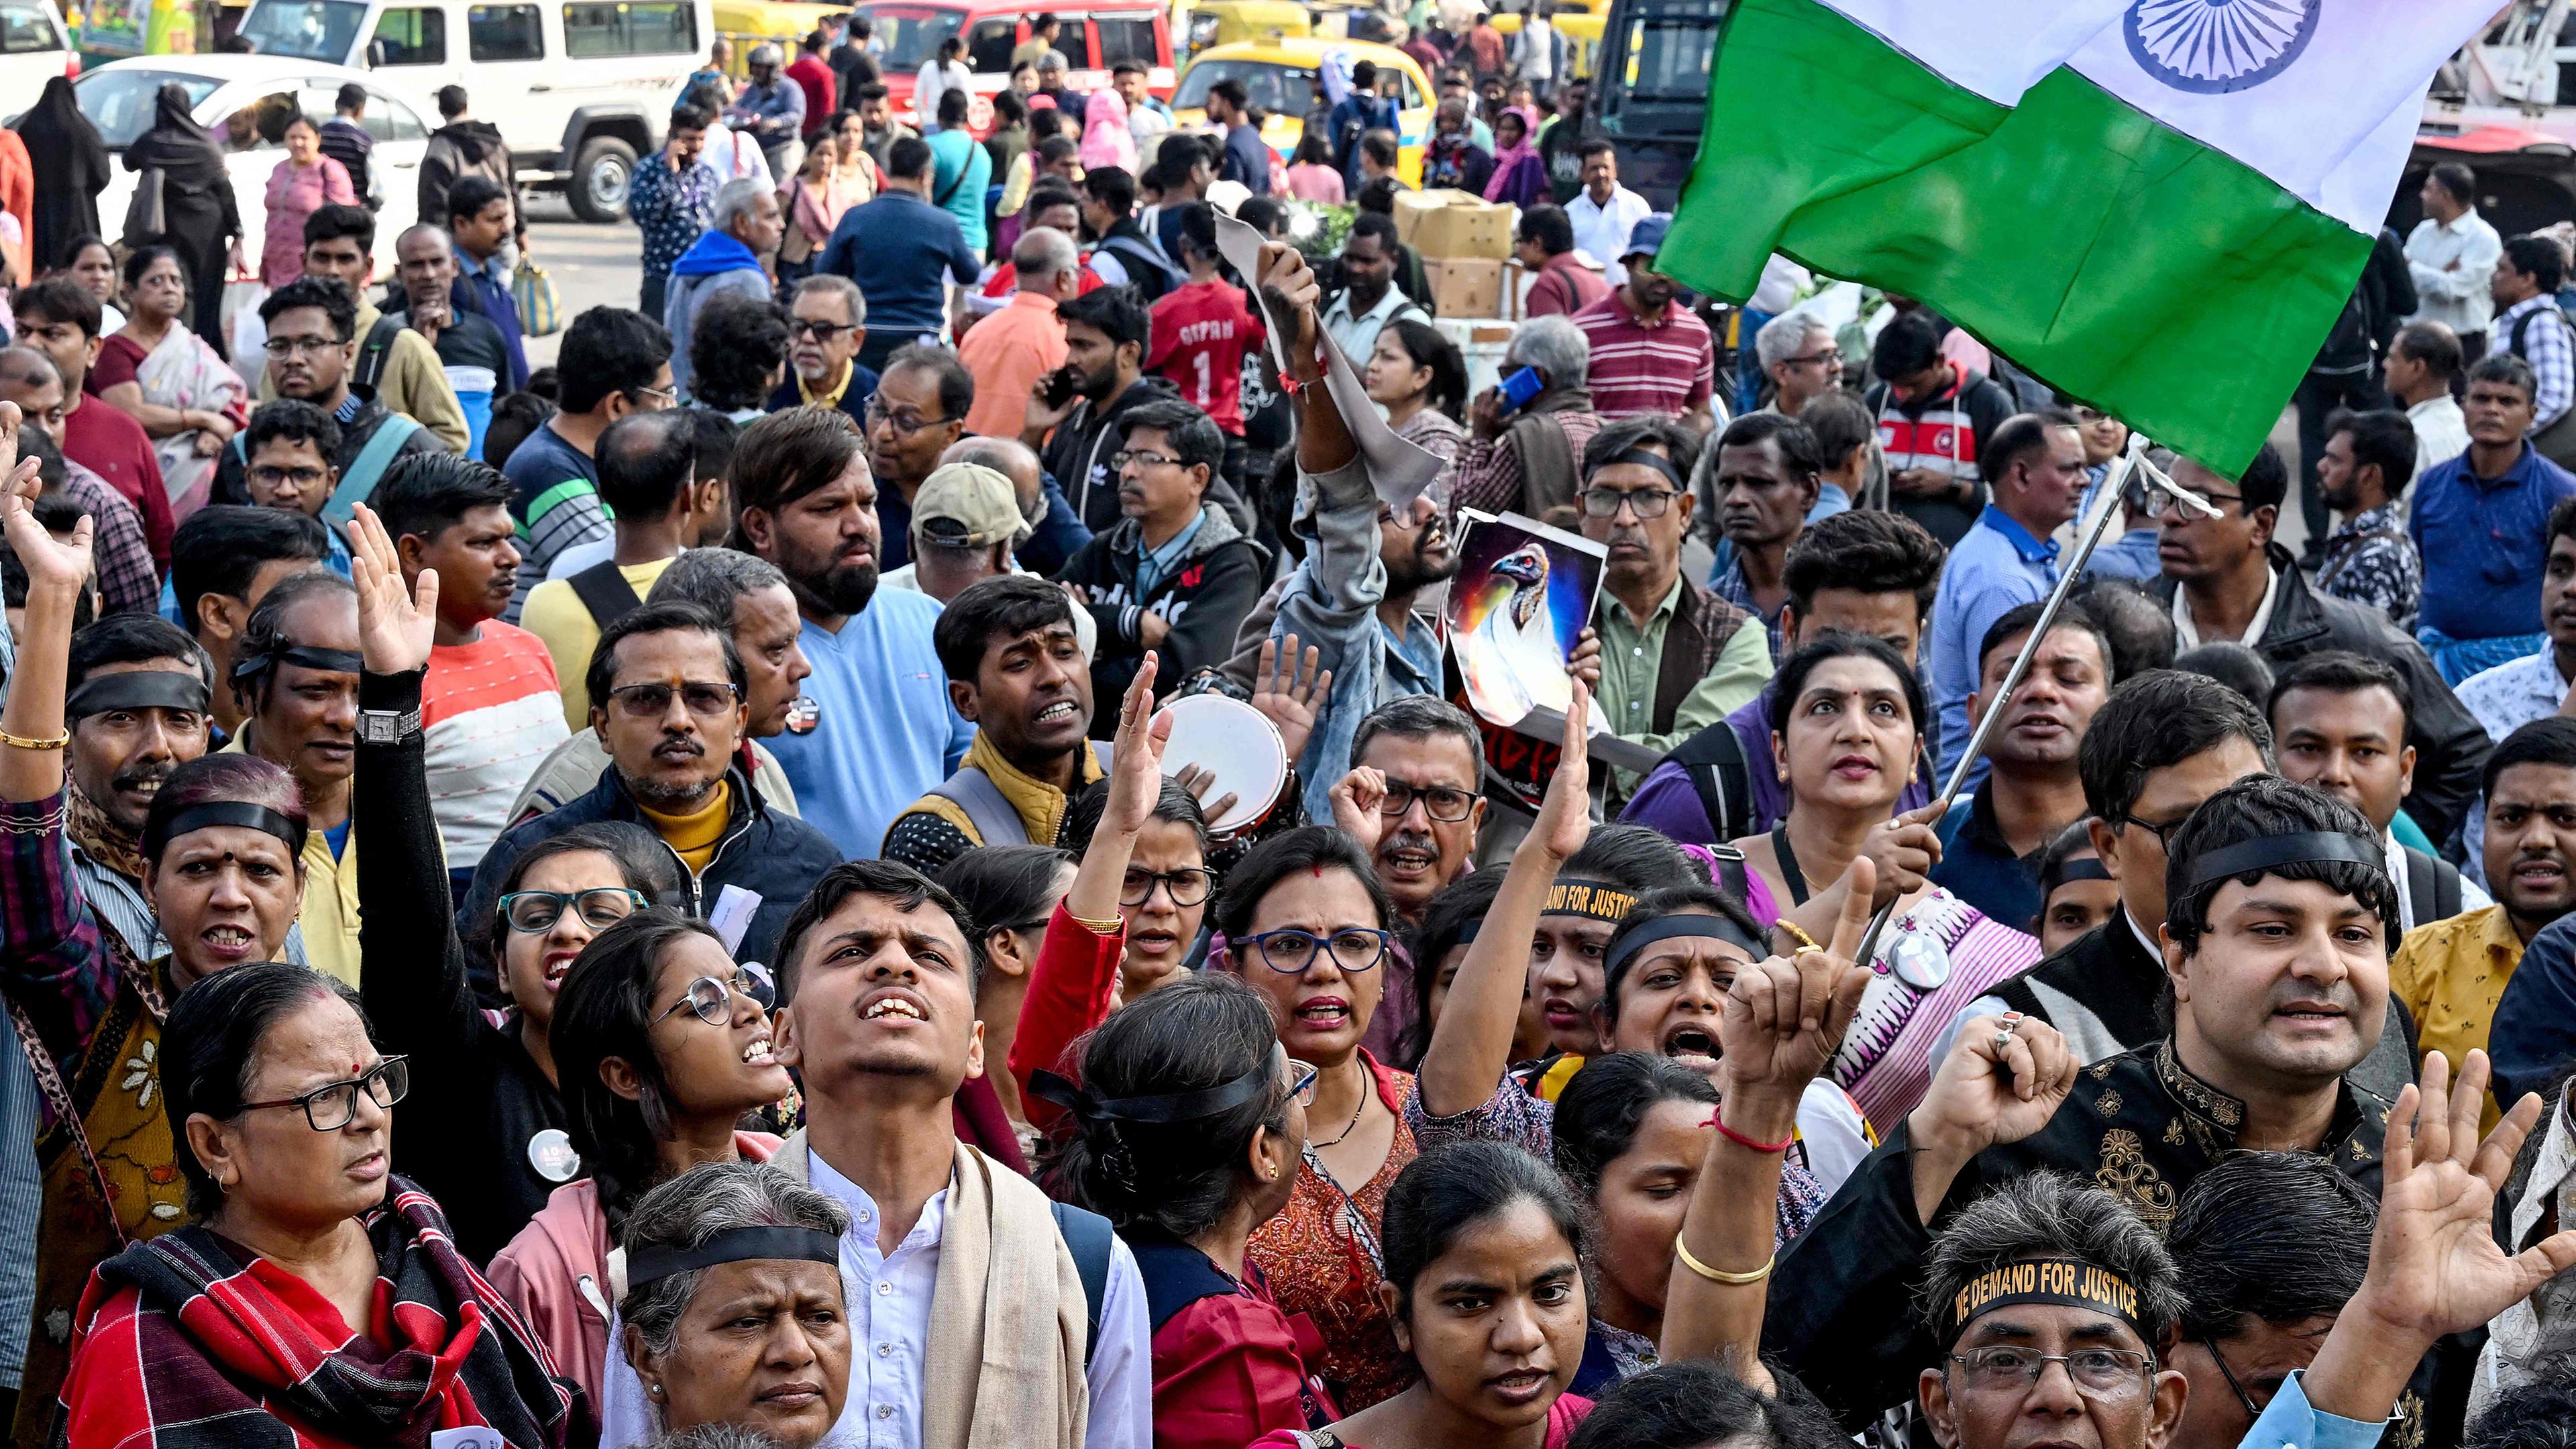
[1589,0,1725,210]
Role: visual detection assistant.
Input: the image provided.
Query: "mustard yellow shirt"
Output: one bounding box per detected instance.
[640,779,731,875]
[521,555,680,731]
[2390,902,2524,1130]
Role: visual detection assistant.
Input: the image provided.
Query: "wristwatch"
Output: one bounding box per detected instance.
[356,706,421,745]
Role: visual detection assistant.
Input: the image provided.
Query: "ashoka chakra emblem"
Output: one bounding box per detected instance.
[2125,0,2320,94]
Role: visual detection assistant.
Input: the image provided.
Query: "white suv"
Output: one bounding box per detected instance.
[0,0,75,106]
[229,0,714,221]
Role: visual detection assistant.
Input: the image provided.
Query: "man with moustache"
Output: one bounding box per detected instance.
[766,858,1148,1449]
[221,572,365,983]
[1926,409,2088,782]
[166,506,333,743]
[731,406,968,855]
[2390,716,2576,1129]
[883,576,1107,873]
[770,274,878,427]
[506,547,812,824]
[1774,775,2404,1430]
[1570,215,1715,428]
[212,277,447,512]
[2156,441,2489,845]
[1930,600,2115,928]
[1623,508,1948,842]
[1706,412,1826,661]
[863,345,971,574]
[2269,651,2488,931]
[463,600,838,969]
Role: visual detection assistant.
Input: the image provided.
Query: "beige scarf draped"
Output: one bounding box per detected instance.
[774,1128,1089,1449]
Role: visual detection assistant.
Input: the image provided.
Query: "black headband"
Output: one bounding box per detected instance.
[142,800,305,863]
[66,671,210,721]
[230,645,364,682]
[1605,914,1766,981]
[1027,1064,1276,1125]
[1947,1256,2146,1343]
[2183,832,2387,896]
[1601,447,1687,491]
[2049,858,2112,885]
[1543,878,1638,922]
[626,1226,845,1290]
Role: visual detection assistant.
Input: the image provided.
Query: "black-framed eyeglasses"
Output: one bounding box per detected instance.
[790,319,856,340]
[606,680,741,719]
[1376,780,1479,823]
[1112,448,1183,472]
[1947,1346,2155,1399]
[239,1057,409,1132]
[1121,867,1217,907]
[2143,486,2243,518]
[1578,486,1678,519]
[500,887,647,934]
[1285,1058,1318,1106]
[2198,1334,2265,1421]
[1240,926,1391,975]
[865,396,940,435]
[1782,350,1841,371]
[248,465,330,490]
[2113,810,2190,853]
[651,967,769,1026]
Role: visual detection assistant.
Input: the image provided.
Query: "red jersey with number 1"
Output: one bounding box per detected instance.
[1147,278,1266,437]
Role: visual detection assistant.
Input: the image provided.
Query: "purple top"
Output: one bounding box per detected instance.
[1619,682,1934,845]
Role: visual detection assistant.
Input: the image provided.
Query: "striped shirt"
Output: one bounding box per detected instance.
[425,622,570,869]
[2500,292,2576,433]
[1570,293,1715,421]
[498,423,608,623]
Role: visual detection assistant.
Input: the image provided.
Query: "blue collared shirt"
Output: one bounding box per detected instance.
[763,587,974,855]
[2410,441,2576,641]
[1134,508,1209,598]
[1929,506,2060,781]
[2237,1372,2396,1449]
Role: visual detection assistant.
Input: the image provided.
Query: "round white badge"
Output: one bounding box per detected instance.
[528,1128,581,1183]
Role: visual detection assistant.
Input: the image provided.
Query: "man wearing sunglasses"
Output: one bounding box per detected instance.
[462,599,839,970]
[2155,441,2488,847]
[1572,416,1772,808]
[770,275,879,429]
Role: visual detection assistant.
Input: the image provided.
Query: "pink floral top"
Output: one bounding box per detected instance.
[262,155,356,286]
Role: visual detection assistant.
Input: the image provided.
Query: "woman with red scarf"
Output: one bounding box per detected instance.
[56,961,573,1448]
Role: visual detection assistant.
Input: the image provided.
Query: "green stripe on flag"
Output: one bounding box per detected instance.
[1660,0,2369,477]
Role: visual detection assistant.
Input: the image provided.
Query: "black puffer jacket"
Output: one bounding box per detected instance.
[1057,503,1269,732]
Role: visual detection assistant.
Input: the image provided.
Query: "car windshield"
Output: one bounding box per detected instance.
[855,3,963,68]
[74,69,221,148]
[235,0,371,60]
[1174,59,1315,113]
[1607,4,1716,107]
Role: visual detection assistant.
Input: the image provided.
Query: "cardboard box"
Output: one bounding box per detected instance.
[1394,188,1517,261]
[1428,258,1505,321]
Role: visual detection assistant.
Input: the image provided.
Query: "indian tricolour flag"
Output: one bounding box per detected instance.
[1659,0,2499,475]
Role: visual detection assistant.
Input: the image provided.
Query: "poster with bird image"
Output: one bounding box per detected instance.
[1445,511,1606,730]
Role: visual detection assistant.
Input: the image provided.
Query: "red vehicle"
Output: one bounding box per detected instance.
[856,0,1176,133]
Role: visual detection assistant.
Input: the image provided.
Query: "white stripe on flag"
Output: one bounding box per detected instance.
[1823,0,2128,107]
[2065,0,2497,235]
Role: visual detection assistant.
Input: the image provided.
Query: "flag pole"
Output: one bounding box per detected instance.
[1841,436,2220,966]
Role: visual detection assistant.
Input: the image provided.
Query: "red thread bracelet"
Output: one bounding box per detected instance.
[1705,1110,1793,1154]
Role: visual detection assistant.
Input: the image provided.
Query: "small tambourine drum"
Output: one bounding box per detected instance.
[1159,694,1290,839]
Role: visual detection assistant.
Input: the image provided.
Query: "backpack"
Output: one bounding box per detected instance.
[353,313,405,395]
[2509,305,2576,470]
[2400,847,2464,928]
[566,559,645,632]
[1664,718,1754,843]
[1049,1199,1113,1369]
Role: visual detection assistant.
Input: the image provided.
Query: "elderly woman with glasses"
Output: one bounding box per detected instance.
[342,504,683,1262]
[615,1161,854,1449]
[494,908,794,1443]
[58,961,574,1448]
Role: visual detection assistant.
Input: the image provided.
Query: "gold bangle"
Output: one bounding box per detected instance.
[1069,912,1124,936]
[1674,1233,1774,1285]
[0,727,69,752]
[1774,919,1821,953]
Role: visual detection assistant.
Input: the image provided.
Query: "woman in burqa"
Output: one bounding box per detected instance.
[120,83,244,350]
[11,78,112,274]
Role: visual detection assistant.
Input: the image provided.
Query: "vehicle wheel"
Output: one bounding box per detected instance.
[570,136,639,223]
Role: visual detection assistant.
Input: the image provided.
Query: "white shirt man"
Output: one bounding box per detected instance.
[1567,174,1651,286]
[2406,168,2504,344]
[2410,393,2471,477]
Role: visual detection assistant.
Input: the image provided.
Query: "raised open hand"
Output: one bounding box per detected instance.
[0,402,83,593]
[1172,763,1239,830]
[1531,678,1593,862]
[1718,855,1876,1106]
[345,502,438,676]
[1104,653,1172,837]
[2353,1051,2576,1346]
[1250,633,1332,765]
[1330,766,1390,855]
